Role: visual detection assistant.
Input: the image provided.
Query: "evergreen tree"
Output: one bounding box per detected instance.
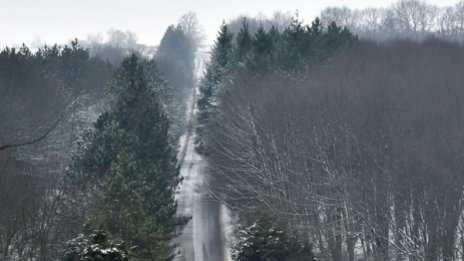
[277,16,308,72]
[235,18,252,62]
[143,59,182,143]
[234,217,315,261]
[70,54,187,260]
[196,21,234,153]
[213,21,234,68]
[157,25,195,94]
[156,25,197,140]
[323,21,357,57]
[249,25,275,70]
[59,39,91,94]
[63,228,130,261]
[310,17,323,36]
[197,21,233,109]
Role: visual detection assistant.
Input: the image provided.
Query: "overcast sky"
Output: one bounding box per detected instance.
[0,0,461,47]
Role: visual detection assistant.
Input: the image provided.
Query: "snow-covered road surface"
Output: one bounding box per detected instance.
[174,54,232,261]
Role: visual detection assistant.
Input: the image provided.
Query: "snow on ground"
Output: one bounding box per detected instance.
[174,54,232,261]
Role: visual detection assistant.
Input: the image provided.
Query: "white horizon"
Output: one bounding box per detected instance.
[0,0,460,48]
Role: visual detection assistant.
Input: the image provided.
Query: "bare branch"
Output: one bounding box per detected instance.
[0,113,63,151]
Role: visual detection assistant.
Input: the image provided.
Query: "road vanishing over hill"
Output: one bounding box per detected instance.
[174,53,232,261]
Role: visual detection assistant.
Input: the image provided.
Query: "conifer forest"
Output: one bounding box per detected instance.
[4,1,464,260]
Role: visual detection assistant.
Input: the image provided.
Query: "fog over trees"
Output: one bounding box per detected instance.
[2,1,464,261]
[319,0,464,41]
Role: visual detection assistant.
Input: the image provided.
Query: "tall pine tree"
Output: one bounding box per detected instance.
[196,21,234,154]
[70,54,187,260]
[235,18,252,62]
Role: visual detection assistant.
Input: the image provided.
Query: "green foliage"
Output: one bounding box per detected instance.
[196,17,357,154]
[63,228,130,261]
[37,40,112,96]
[199,21,234,103]
[235,18,253,62]
[248,25,276,70]
[70,54,187,260]
[196,21,235,153]
[0,40,112,130]
[234,217,315,261]
[214,21,235,68]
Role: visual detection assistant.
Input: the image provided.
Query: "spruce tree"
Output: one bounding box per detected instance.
[213,21,234,68]
[250,25,275,70]
[63,228,130,261]
[323,21,357,57]
[235,18,252,62]
[70,54,187,260]
[156,25,197,140]
[196,21,234,154]
[197,21,233,111]
[157,24,195,94]
[278,17,307,72]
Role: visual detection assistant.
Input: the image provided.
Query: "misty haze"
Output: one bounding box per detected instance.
[2,0,464,260]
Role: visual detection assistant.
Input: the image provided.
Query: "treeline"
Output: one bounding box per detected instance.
[227,12,293,36]
[84,29,156,67]
[0,14,199,260]
[200,15,464,261]
[196,15,356,261]
[0,40,114,260]
[320,0,464,42]
[196,17,357,153]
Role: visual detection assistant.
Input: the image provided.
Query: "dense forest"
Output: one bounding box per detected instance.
[198,5,464,260]
[3,1,464,260]
[0,14,198,260]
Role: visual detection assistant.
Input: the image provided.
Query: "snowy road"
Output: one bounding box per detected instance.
[174,54,232,261]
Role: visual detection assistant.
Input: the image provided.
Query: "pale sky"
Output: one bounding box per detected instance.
[0,0,461,47]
